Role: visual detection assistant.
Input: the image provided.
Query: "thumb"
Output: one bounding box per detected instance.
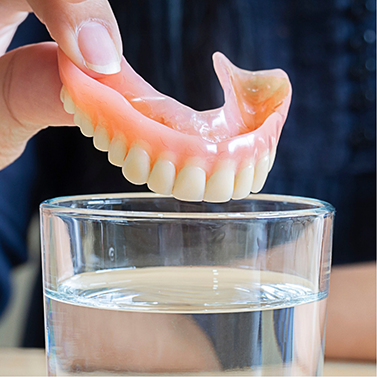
[27,0,122,75]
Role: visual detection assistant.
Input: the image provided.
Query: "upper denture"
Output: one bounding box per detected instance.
[58,49,292,202]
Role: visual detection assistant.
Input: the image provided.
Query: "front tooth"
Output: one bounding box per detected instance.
[251,155,269,193]
[93,126,110,151]
[108,137,127,167]
[204,168,234,203]
[122,146,150,184]
[173,166,206,202]
[268,148,276,172]
[148,159,176,195]
[232,165,254,200]
[62,90,76,114]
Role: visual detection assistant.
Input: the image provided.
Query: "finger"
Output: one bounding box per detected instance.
[0,1,31,55]
[0,42,73,169]
[27,0,122,76]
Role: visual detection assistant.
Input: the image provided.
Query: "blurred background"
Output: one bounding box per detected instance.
[0,216,39,347]
[0,0,375,359]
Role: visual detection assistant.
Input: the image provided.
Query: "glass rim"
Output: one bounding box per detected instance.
[40,193,335,220]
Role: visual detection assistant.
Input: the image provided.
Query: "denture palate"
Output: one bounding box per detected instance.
[58,49,291,203]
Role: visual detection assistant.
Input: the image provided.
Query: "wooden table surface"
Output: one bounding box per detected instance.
[0,347,375,376]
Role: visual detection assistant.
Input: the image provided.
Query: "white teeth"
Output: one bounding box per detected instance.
[122,146,151,184]
[173,166,206,202]
[59,86,66,103]
[73,111,83,126]
[73,110,94,137]
[268,148,276,172]
[108,137,127,167]
[232,165,254,200]
[61,88,76,115]
[251,155,270,193]
[93,126,110,151]
[204,168,235,203]
[147,159,176,195]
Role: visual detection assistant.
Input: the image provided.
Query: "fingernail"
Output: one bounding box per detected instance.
[78,21,121,75]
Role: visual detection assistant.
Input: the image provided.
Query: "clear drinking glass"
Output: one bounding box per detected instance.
[40,193,334,376]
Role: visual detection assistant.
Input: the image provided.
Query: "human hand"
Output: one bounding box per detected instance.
[0,0,122,169]
[51,302,221,374]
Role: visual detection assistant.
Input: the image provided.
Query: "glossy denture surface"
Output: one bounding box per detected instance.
[58,50,291,202]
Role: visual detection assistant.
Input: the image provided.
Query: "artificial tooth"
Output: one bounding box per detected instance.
[73,111,82,126]
[108,137,127,167]
[172,166,206,202]
[251,155,269,193]
[147,159,176,195]
[122,146,151,184]
[74,111,94,137]
[59,86,66,103]
[268,148,276,172]
[62,90,76,114]
[204,168,235,203]
[232,165,254,200]
[93,126,110,151]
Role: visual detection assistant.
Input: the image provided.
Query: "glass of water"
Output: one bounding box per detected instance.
[40,193,334,376]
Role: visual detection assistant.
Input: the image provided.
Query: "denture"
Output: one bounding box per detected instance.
[58,49,291,203]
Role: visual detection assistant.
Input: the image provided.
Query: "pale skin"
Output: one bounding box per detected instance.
[326,262,376,362]
[0,0,375,368]
[0,0,122,170]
